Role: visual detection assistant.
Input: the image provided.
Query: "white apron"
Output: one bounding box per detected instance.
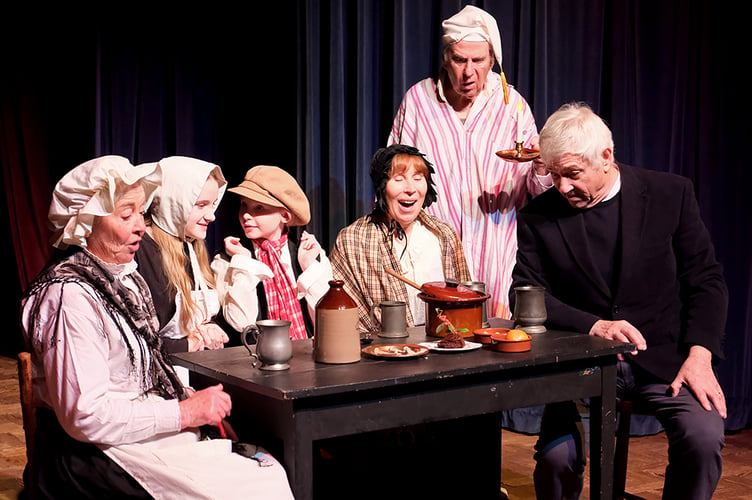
[104,398,294,500]
[161,244,221,385]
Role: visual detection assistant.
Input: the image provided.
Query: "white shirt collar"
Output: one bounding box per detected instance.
[601,168,622,203]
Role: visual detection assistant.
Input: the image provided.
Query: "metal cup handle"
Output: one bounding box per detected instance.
[241,325,260,367]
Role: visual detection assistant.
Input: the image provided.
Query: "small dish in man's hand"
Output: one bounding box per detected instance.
[496,148,540,162]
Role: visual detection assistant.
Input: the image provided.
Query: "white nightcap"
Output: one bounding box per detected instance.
[442,5,503,68]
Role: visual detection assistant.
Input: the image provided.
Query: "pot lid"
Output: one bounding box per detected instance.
[419,281,485,301]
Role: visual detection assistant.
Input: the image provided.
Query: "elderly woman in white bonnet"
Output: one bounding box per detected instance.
[136,156,230,355]
[20,156,294,500]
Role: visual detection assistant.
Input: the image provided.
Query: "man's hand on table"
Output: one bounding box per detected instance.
[589,319,647,358]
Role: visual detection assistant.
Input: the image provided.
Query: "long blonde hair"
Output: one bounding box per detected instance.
[149,221,216,336]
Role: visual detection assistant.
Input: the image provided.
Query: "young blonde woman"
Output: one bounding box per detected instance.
[136,156,229,353]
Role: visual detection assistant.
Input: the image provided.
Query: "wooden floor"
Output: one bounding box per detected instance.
[1,354,750,499]
[1,356,27,500]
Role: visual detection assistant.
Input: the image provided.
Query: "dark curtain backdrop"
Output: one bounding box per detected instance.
[2,1,749,431]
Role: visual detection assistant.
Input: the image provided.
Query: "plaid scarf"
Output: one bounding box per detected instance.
[254,234,308,340]
[24,250,187,401]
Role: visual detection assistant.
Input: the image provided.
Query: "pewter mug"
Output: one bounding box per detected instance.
[374,301,408,338]
[461,281,489,327]
[512,285,547,333]
[241,319,293,370]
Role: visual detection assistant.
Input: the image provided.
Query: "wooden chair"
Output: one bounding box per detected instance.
[614,400,657,500]
[17,352,35,489]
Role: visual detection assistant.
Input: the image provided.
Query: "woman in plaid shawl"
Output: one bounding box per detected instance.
[331,144,471,333]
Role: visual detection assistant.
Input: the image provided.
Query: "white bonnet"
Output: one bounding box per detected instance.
[442,5,503,68]
[148,156,227,240]
[48,155,162,250]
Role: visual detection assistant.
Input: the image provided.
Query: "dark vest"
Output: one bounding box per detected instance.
[215,229,315,344]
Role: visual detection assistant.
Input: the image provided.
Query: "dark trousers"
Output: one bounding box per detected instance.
[535,360,724,500]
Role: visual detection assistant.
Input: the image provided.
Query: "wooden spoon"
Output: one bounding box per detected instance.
[383,267,479,300]
[384,267,423,291]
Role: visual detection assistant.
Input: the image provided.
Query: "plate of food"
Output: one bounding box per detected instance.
[419,340,482,353]
[362,343,429,359]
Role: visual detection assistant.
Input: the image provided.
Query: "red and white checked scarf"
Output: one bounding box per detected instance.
[254,235,308,340]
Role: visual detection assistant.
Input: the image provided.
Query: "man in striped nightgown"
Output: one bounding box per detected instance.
[389,5,551,319]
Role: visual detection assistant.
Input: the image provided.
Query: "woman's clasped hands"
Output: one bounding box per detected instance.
[188,322,230,350]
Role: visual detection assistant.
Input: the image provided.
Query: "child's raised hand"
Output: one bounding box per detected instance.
[298,231,322,271]
[224,236,251,258]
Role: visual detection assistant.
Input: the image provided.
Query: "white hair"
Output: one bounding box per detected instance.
[539,102,615,167]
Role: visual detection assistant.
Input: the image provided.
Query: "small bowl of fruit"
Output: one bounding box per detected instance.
[474,327,507,344]
[486,328,532,352]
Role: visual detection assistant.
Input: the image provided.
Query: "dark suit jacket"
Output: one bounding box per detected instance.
[511,164,727,382]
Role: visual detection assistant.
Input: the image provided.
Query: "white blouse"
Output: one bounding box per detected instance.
[392,220,445,325]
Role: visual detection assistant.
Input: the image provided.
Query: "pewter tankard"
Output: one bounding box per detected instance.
[512,285,547,333]
[374,300,408,338]
[241,319,293,370]
[461,281,490,328]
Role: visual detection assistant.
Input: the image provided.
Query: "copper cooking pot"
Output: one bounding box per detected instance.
[419,291,490,338]
[384,268,489,337]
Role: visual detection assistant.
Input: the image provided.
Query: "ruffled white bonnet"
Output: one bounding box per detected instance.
[48,155,162,250]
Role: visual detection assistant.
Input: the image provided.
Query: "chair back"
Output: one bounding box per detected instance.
[17,352,35,471]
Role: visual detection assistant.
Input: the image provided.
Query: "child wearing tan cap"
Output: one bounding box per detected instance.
[211,165,332,340]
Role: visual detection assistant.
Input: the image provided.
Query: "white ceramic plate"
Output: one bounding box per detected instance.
[419,341,482,353]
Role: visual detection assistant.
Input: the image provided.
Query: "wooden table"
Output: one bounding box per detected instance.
[172,320,634,499]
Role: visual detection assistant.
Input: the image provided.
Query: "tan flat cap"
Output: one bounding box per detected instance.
[228,165,310,227]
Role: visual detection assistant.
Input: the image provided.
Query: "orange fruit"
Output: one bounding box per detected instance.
[507,329,529,341]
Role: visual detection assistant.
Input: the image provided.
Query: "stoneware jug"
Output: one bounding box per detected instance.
[241,319,293,370]
[314,280,361,363]
[512,285,547,333]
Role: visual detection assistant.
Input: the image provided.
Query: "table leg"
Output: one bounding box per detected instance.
[283,424,314,500]
[591,361,617,499]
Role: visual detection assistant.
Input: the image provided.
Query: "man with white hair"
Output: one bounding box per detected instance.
[513,103,727,499]
[389,4,551,319]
